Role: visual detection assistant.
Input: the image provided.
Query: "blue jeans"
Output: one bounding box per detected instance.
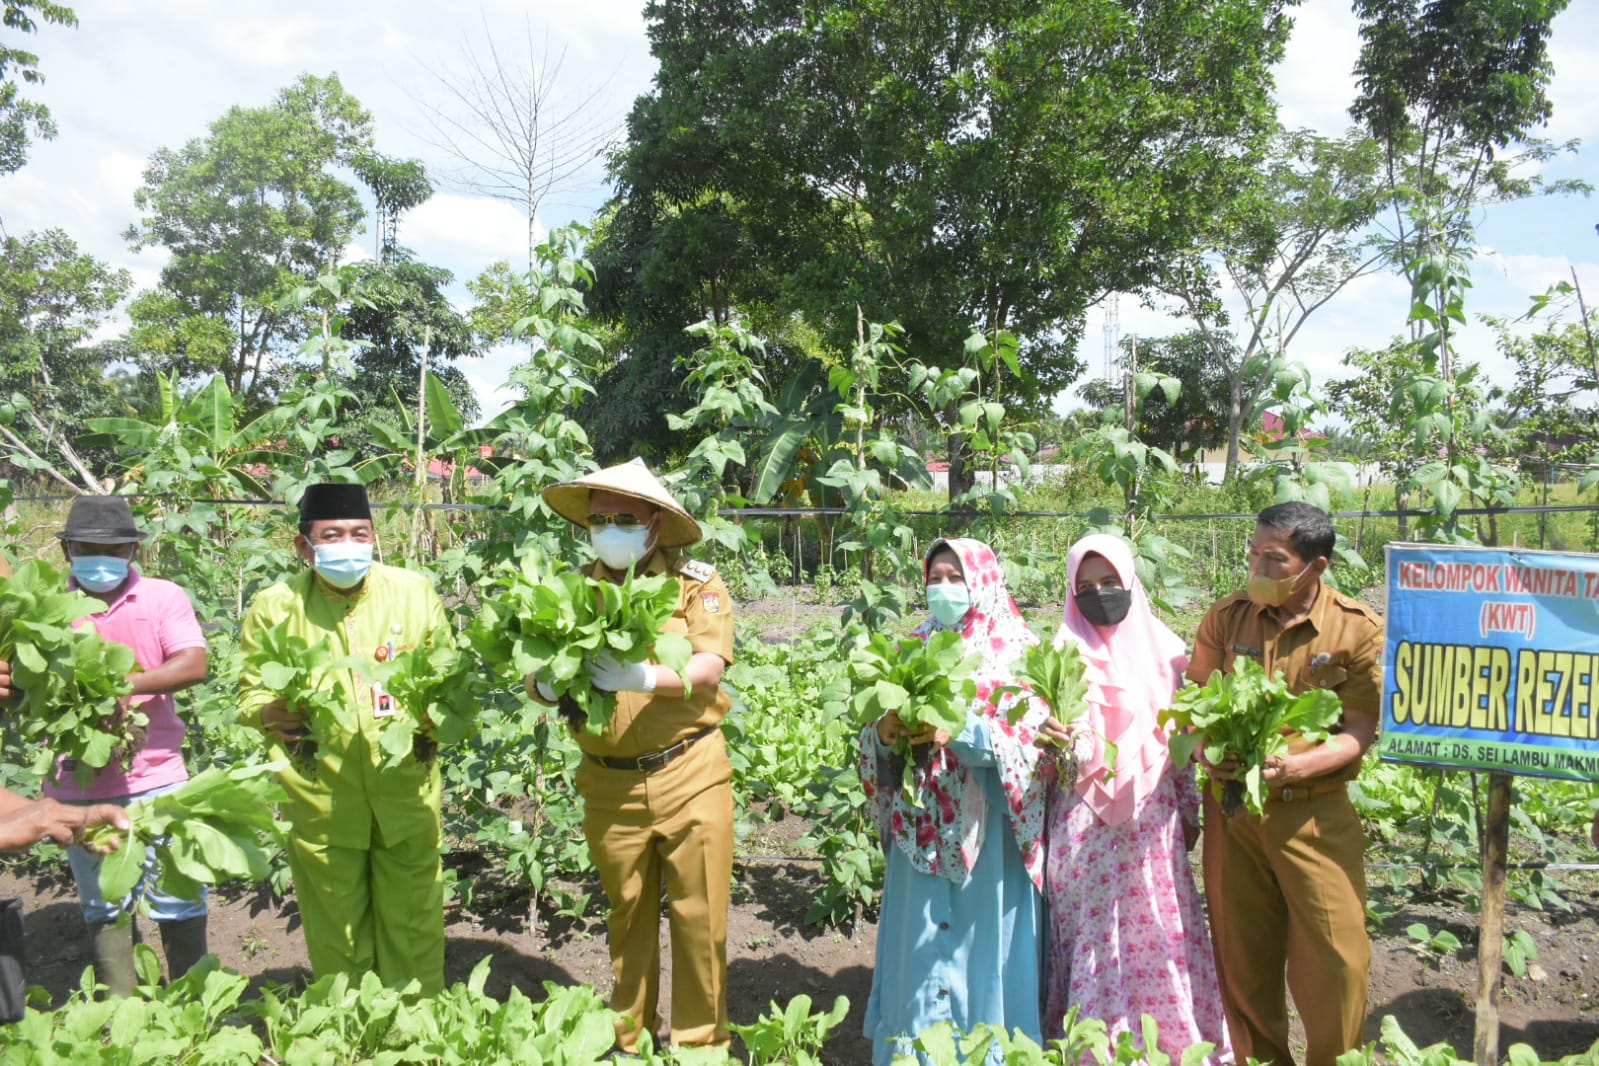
[64,781,208,924]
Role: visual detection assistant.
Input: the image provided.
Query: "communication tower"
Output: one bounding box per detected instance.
[1103,293,1120,381]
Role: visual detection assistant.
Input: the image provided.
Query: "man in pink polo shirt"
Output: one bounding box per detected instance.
[41,496,210,995]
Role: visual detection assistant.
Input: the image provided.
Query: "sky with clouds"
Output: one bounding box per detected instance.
[2,0,1595,423]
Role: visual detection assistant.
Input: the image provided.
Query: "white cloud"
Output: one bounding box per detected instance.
[1546,7,1599,143]
[98,153,147,206]
[479,0,646,43]
[341,241,376,266]
[1274,0,1362,137]
[1478,251,1594,304]
[402,193,543,271]
[207,13,414,70]
[0,170,94,234]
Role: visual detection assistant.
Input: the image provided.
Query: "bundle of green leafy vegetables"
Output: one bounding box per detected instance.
[467,555,692,735]
[238,619,354,775]
[83,762,287,902]
[848,629,979,803]
[1004,636,1091,730]
[0,559,142,788]
[363,642,482,769]
[1003,635,1095,787]
[1159,654,1343,817]
[241,619,475,771]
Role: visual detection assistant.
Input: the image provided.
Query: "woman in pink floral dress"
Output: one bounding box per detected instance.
[1038,534,1230,1061]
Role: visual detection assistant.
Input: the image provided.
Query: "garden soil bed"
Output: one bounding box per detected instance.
[6,829,1599,1064]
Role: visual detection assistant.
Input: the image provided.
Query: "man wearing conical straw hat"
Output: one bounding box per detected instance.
[535,458,736,1053]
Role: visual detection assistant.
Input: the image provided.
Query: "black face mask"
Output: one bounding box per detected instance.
[1075,586,1132,627]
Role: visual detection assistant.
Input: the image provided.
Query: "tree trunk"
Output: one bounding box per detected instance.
[1224,375,1246,482]
[946,432,975,516]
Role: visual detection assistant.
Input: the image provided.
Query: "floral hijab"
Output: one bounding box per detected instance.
[858,537,1050,888]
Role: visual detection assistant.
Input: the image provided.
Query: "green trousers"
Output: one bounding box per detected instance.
[286,821,445,995]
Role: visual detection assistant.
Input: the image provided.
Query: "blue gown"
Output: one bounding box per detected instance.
[863,719,1044,1064]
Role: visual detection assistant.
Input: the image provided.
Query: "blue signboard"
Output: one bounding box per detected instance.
[1380,543,1599,781]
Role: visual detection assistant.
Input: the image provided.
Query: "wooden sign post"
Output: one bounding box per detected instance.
[1473,772,1513,1066]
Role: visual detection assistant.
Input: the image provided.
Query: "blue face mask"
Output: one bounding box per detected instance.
[70,556,130,594]
[312,542,374,589]
[926,583,971,627]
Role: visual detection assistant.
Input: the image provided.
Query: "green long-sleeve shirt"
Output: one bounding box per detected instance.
[239,563,452,849]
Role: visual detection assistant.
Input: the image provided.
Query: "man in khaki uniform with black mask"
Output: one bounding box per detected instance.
[532,459,735,1053]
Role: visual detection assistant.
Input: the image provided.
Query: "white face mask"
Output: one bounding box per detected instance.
[591,524,653,571]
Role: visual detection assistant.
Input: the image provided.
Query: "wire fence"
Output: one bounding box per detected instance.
[10,461,1599,605]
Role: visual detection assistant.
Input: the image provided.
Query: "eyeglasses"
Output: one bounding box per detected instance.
[66,542,137,559]
[585,513,644,530]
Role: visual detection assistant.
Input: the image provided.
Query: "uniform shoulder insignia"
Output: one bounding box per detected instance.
[1330,590,1384,631]
[1332,589,1380,616]
[678,558,717,583]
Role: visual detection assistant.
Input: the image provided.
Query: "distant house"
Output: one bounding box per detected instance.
[426,455,490,483]
[1193,410,1328,467]
[1256,410,1327,448]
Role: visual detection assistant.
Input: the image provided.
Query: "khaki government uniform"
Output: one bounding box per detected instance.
[1188,583,1383,1066]
[238,564,452,994]
[573,551,735,1052]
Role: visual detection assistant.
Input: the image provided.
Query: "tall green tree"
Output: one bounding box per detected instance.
[599,0,1294,498]
[0,0,75,180]
[1079,333,1234,462]
[1350,0,1582,376]
[1155,128,1386,479]
[340,256,480,427]
[1491,298,1599,467]
[124,74,376,409]
[352,151,433,263]
[0,228,131,491]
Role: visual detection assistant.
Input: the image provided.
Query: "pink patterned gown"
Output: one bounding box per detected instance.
[1043,760,1230,1061]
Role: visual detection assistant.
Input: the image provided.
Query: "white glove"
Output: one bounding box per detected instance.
[585,650,657,694]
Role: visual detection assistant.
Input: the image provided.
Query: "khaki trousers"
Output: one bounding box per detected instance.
[1202,787,1370,1066]
[286,821,445,995]
[579,736,733,1052]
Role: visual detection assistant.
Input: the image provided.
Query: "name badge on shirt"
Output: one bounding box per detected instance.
[372,680,395,719]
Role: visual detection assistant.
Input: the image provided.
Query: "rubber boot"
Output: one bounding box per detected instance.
[158,915,209,981]
[88,920,136,997]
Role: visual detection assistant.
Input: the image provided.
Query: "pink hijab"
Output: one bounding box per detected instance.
[858,538,1050,888]
[1057,534,1189,826]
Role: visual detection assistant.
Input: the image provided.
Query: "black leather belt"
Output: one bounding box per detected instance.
[587,726,717,773]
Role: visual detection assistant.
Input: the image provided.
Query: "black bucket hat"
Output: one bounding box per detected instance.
[56,496,148,544]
